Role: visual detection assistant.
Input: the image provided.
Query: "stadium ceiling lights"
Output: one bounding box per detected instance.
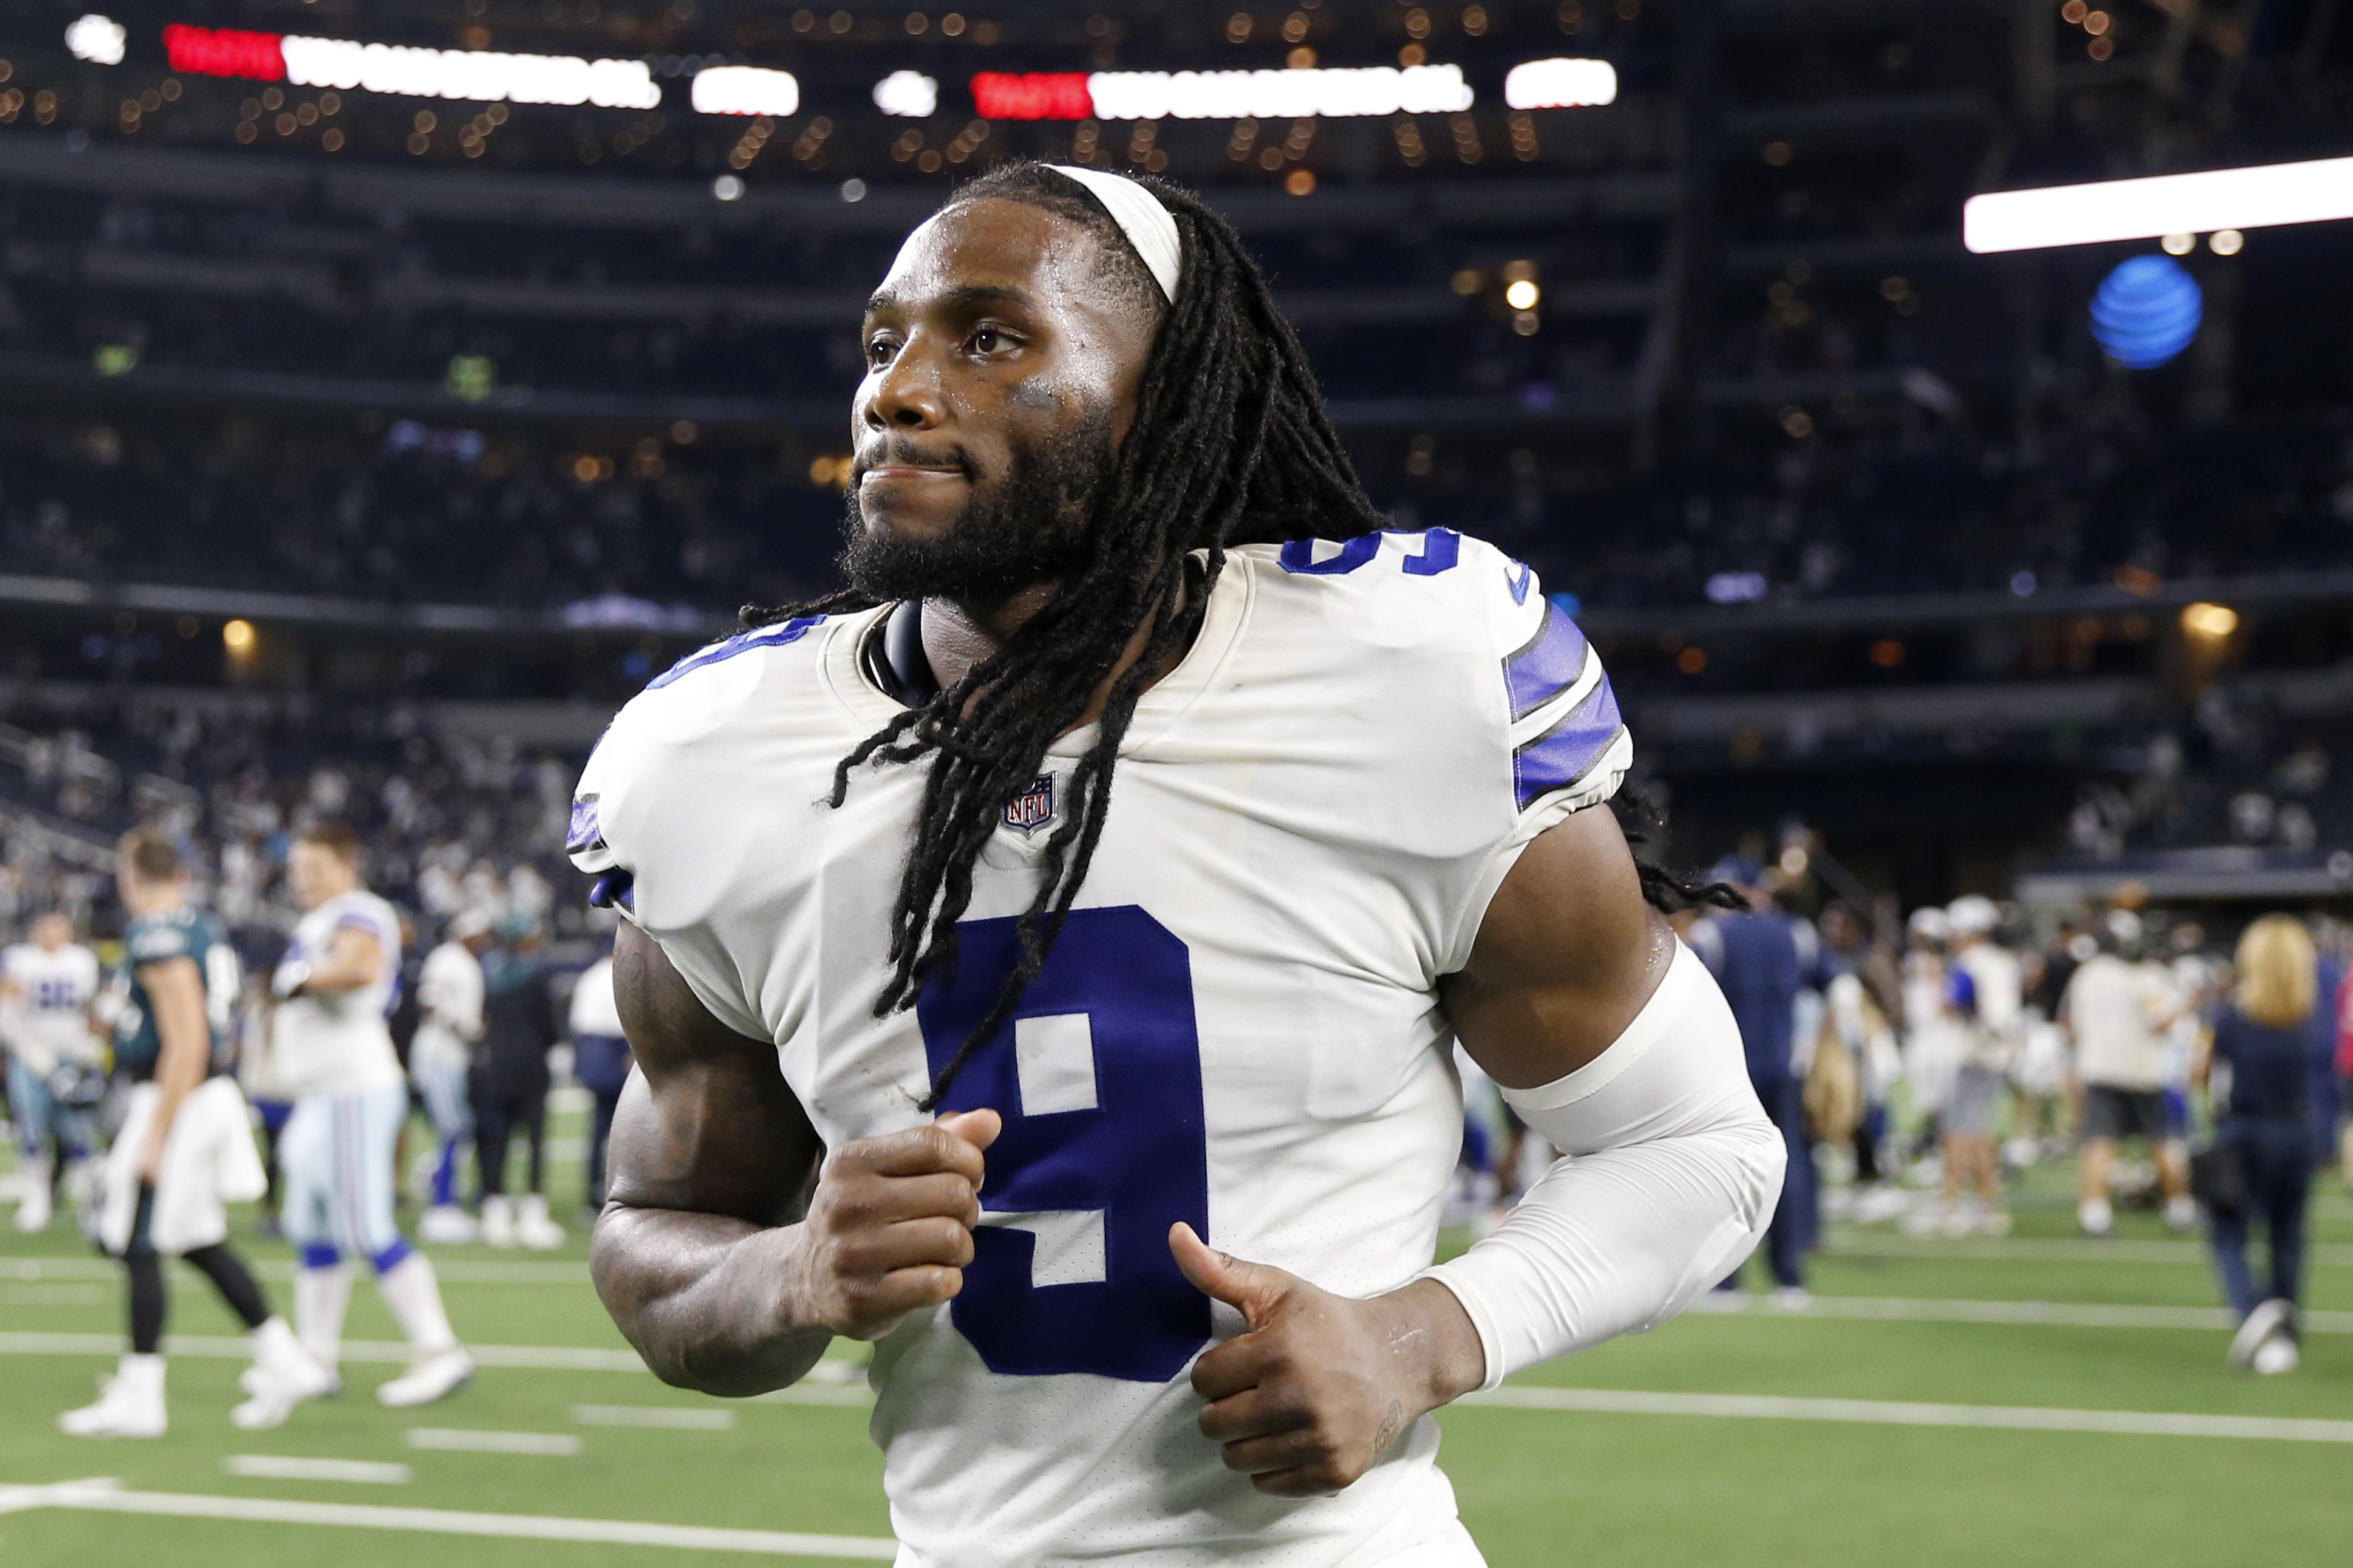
[160,24,661,109]
[1964,155,2353,252]
[973,64,1474,122]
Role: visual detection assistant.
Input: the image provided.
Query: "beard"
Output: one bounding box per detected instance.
[840,403,1117,603]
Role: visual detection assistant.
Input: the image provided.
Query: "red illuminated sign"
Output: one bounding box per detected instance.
[970,72,1092,121]
[163,24,287,81]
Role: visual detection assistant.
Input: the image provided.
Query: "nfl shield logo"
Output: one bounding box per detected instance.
[1003,774,1056,836]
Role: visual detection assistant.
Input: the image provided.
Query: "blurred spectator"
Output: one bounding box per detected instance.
[2197,916,2329,1374]
[2064,911,2193,1237]
[474,918,565,1251]
[567,935,629,1215]
[1689,856,1830,1303]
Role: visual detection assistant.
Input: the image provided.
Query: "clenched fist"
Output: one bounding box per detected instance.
[786,1111,1001,1342]
[1171,1222,1487,1498]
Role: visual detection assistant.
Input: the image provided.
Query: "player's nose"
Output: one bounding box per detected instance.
[862,342,946,432]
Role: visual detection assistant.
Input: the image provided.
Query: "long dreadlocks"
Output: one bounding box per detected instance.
[748,162,1727,1108]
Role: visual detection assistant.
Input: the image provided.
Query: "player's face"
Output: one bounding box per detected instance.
[848,198,1158,600]
[287,842,356,910]
[33,913,70,950]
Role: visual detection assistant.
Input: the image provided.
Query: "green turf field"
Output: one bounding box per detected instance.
[4,1104,2348,1567]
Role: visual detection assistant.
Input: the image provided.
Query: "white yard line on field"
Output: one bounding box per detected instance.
[225,1455,412,1485]
[0,1255,589,1286]
[406,1428,581,1456]
[0,1284,105,1306]
[573,1405,737,1430]
[0,1477,897,1558]
[1824,1230,2353,1267]
[0,1331,651,1369]
[1744,1294,2353,1333]
[1457,1386,2353,1443]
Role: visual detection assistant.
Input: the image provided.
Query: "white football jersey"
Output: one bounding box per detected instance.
[270,889,406,1098]
[571,533,1630,1567]
[412,938,487,1070]
[2,941,102,1075]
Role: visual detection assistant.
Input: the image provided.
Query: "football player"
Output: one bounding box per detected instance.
[260,822,472,1418]
[61,831,323,1438]
[1,911,102,1233]
[580,164,1781,1565]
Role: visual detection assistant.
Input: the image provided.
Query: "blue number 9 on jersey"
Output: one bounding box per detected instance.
[916,906,1210,1383]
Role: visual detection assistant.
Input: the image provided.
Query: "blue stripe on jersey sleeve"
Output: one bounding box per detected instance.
[646,616,825,691]
[566,795,603,856]
[1512,677,1625,810]
[1503,600,1592,721]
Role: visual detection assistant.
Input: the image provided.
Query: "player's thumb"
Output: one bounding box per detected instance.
[1168,1222,1293,1324]
[934,1108,1002,1153]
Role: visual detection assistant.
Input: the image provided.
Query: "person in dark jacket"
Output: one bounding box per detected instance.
[1689,856,1833,1301]
[473,918,564,1250]
[2198,915,2329,1375]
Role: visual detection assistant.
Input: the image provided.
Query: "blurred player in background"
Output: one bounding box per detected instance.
[1899,906,1960,1188]
[2064,910,2192,1236]
[1935,896,2021,1237]
[412,907,492,1244]
[1,911,102,1233]
[265,822,472,1416]
[61,831,323,1439]
[580,163,1780,1564]
[2013,918,2089,1164]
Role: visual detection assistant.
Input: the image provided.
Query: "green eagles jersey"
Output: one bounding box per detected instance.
[115,906,240,1083]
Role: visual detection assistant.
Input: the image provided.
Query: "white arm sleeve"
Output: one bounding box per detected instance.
[1421,941,1785,1389]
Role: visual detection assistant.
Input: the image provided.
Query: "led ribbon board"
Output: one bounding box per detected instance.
[1503,58,1617,109]
[161,24,660,109]
[973,64,1474,122]
[1965,155,2353,253]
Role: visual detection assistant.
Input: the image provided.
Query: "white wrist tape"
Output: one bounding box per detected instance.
[1422,941,1785,1388]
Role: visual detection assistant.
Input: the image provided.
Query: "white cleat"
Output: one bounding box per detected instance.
[232,1319,340,1428]
[59,1356,167,1439]
[2164,1195,2199,1233]
[2229,1298,2292,1369]
[1768,1286,1813,1311]
[2250,1334,2300,1375]
[13,1162,52,1233]
[2077,1197,2114,1238]
[479,1196,516,1250]
[514,1195,566,1252]
[377,1348,474,1408]
[418,1204,480,1245]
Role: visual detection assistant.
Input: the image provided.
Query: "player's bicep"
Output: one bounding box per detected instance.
[1440,805,1678,1090]
[608,922,820,1225]
[136,956,211,1067]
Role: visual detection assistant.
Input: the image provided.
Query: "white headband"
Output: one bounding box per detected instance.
[1048,165,1182,303]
